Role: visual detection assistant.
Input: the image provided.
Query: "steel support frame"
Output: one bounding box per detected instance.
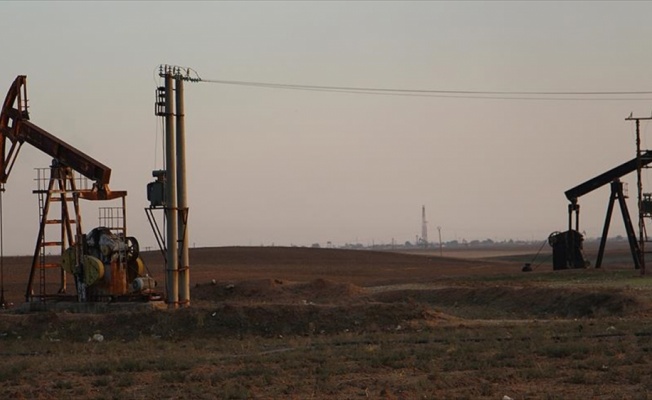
[25,164,82,302]
[594,180,641,269]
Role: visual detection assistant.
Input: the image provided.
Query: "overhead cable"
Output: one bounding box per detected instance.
[197,77,652,101]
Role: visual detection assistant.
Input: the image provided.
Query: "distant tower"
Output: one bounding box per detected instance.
[421,205,428,247]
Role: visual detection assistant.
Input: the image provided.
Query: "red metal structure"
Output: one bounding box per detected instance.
[0,76,154,303]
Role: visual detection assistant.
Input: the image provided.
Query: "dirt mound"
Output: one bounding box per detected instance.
[0,301,449,340]
[373,286,641,319]
[289,278,367,301]
[192,278,284,302]
[192,278,367,304]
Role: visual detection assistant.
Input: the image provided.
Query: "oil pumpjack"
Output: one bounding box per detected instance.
[553,142,652,271]
[0,76,158,303]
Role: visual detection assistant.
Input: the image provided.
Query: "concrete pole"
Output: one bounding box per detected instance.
[165,72,179,308]
[437,226,442,257]
[175,77,190,307]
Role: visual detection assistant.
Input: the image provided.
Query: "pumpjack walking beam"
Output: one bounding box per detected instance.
[0,76,112,190]
[565,150,652,203]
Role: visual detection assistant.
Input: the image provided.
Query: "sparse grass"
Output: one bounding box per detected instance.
[115,358,148,372]
[0,360,31,383]
[53,379,73,389]
[115,373,135,388]
[458,268,652,288]
[3,267,652,398]
[0,321,651,399]
[91,376,111,387]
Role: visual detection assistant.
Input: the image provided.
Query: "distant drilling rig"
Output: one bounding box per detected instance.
[421,205,428,248]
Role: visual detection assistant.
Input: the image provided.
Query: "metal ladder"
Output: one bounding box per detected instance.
[28,166,81,302]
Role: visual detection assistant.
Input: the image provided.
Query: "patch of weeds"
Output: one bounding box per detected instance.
[0,361,30,383]
[369,350,409,369]
[116,373,135,388]
[475,380,494,397]
[624,351,646,365]
[538,342,589,359]
[53,379,73,389]
[221,382,250,400]
[81,362,114,376]
[314,364,331,382]
[413,357,438,374]
[155,355,196,371]
[626,369,643,385]
[642,379,652,392]
[225,365,267,379]
[505,357,534,369]
[187,372,210,383]
[209,372,223,386]
[116,358,148,372]
[428,372,456,390]
[262,370,274,385]
[573,355,608,371]
[515,363,556,380]
[195,313,206,328]
[92,376,112,387]
[564,371,593,384]
[160,370,188,383]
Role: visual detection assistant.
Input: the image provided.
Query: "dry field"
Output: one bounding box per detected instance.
[1,243,652,399]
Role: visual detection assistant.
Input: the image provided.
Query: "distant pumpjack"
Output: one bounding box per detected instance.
[558,150,652,270]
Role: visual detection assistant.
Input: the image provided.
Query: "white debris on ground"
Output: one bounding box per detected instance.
[90,333,104,342]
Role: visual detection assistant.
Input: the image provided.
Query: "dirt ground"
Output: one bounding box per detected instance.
[1,242,652,399]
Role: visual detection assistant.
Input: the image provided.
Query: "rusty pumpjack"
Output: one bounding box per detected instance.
[0,76,157,302]
[552,150,652,270]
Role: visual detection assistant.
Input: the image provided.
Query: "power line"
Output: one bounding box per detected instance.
[197,77,652,101]
[201,78,652,96]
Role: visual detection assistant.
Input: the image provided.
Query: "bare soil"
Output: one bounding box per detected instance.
[1,244,651,399]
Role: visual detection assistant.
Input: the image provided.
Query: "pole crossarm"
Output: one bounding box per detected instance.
[158,65,202,82]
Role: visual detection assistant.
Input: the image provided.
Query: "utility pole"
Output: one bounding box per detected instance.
[176,76,190,307]
[149,65,198,308]
[437,226,442,257]
[626,113,652,276]
[164,71,179,308]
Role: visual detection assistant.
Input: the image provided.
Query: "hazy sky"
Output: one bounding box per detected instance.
[3,1,652,255]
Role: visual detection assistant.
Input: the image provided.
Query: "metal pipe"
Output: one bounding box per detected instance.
[164,72,179,308]
[175,77,190,307]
